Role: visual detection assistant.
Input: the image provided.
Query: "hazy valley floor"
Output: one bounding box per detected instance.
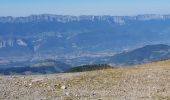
[0,60,170,100]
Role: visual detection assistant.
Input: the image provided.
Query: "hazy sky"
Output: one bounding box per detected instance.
[0,0,170,16]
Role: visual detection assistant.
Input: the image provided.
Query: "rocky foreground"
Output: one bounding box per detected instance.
[0,60,170,100]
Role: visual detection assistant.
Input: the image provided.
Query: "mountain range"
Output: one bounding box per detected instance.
[0,14,170,67]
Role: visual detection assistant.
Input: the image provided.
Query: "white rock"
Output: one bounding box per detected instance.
[61,85,67,89]
[29,83,32,86]
[65,92,69,96]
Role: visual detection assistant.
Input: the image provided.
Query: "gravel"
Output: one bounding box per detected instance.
[0,60,170,100]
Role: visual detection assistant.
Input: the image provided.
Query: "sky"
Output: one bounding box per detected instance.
[0,0,170,16]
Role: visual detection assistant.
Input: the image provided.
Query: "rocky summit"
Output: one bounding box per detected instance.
[0,59,170,100]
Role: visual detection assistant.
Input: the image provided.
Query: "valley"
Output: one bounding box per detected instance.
[1,44,170,75]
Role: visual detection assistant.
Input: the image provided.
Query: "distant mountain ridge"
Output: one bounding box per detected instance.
[0,14,170,24]
[0,59,71,75]
[98,44,170,65]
